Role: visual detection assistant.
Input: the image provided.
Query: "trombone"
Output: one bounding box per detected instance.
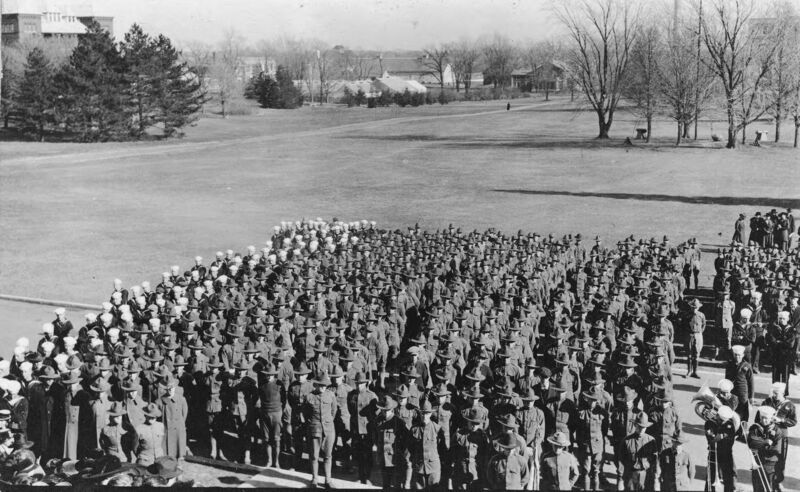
[742,421,773,492]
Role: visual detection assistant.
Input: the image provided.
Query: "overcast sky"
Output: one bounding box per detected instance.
[106,0,560,50]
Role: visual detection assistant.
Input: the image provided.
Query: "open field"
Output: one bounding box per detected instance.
[2,97,798,306]
[1,97,799,489]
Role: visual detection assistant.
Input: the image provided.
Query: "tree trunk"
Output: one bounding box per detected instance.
[646,116,652,143]
[774,104,781,143]
[741,123,747,145]
[676,122,682,146]
[597,112,610,139]
[221,97,227,119]
[683,122,690,139]
[794,123,799,148]
[726,98,737,149]
[545,88,550,101]
[570,87,574,102]
[138,100,144,133]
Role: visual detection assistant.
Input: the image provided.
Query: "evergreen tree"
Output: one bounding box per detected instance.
[274,65,303,109]
[254,73,280,109]
[58,21,133,141]
[15,47,57,141]
[150,34,206,137]
[119,24,157,137]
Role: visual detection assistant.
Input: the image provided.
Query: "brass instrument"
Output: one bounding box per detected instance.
[692,384,743,491]
[743,422,774,492]
[692,384,742,428]
[773,399,794,426]
[693,385,722,490]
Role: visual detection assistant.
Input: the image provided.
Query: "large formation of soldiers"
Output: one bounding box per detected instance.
[0,218,796,490]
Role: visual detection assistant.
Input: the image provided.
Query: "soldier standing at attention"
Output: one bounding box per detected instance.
[348,372,377,485]
[659,435,694,491]
[135,403,165,466]
[619,413,658,491]
[686,298,705,378]
[304,372,338,488]
[487,433,529,490]
[409,401,444,491]
[575,386,607,491]
[539,430,579,491]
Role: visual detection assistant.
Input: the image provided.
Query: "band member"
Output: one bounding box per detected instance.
[725,345,754,421]
[758,382,796,492]
[748,406,782,492]
[704,405,738,492]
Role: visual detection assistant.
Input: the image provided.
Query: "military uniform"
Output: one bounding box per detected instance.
[409,420,444,489]
[659,444,695,491]
[304,385,338,484]
[620,431,657,491]
[575,404,607,490]
[539,451,580,491]
[451,424,488,490]
[135,420,165,466]
[348,385,377,482]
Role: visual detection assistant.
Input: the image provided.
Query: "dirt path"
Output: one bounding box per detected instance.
[1,101,553,169]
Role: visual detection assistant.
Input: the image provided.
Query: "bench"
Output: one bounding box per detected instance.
[635,128,648,139]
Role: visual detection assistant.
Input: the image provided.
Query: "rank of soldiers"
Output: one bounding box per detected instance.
[1,217,796,490]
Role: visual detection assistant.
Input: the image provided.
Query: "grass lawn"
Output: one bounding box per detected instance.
[1,96,800,489]
[1,96,798,308]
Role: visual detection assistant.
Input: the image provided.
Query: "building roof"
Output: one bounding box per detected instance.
[381,57,434,75]
[41,15,86,34]
[2,0,109,16]
[406,80,428,93]
[374,76,425,94]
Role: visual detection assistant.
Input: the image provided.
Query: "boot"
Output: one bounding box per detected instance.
[324,459,333,486]
[210,437,219,460]
[583,476,591,490]
[266,443,273,467]
[592,477,601,490]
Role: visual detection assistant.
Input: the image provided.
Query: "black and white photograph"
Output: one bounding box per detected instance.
[0,0,799,489]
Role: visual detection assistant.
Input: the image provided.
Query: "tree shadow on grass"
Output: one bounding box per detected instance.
[337,133,728,151]
[492,189,800,209]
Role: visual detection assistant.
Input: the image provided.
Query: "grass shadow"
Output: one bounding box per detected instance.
[492,189,800,209]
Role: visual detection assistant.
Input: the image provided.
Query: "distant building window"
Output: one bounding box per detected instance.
[1,23,17,33]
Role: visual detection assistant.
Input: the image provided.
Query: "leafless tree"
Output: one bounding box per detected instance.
[522,40,564,99]
[481,34,517,89]
[312,42,333,103]
[790,84,800,147]
[182,41,215,114]
[701,0,781,148]
[765,3,800,143]
[658,16,717,146]
[555,0,642,139]
[623,24,662,142]
[208,29,245,118]
[449,39,481,94]
[421,45,450,91]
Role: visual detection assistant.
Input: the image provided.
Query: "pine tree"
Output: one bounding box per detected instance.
[150,34,206,137]
[15,48,56,141]
[254,73,280,109]
[275,65,303,109]
[119,24,157,137]
[58,21,133,141]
